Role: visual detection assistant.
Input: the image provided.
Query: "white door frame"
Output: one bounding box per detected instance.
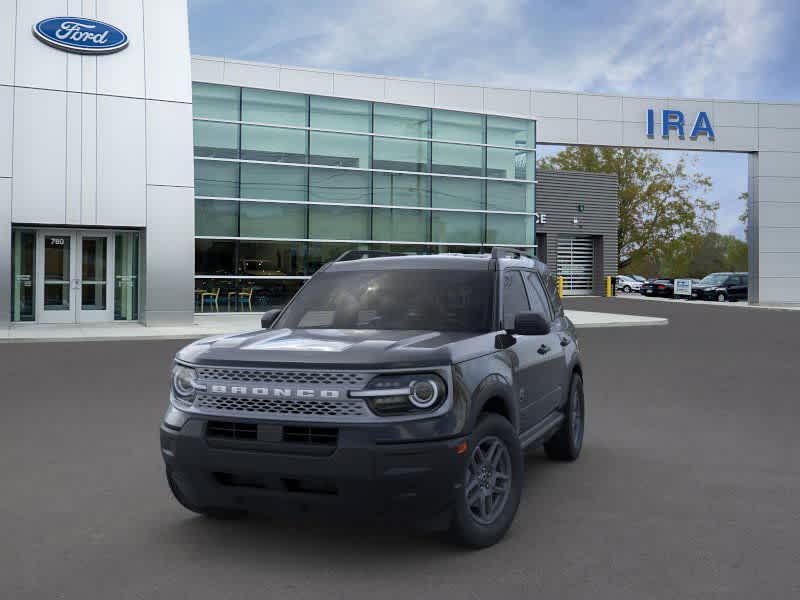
[35,229,116,324]
[77,231,115,323]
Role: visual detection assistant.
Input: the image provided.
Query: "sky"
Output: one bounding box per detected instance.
[188,0,800,240]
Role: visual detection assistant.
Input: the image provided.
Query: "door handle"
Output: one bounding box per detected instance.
[537,344,551,355]
[560,337,570,347]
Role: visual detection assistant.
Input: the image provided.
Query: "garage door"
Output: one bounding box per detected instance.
[557,236,594,296]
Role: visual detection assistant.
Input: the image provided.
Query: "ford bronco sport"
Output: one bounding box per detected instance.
[160,248,585,548]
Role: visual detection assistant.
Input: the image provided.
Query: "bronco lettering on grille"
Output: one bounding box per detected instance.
[208,384,341,399]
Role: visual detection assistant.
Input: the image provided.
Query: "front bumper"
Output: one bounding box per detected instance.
[160,415,467,521]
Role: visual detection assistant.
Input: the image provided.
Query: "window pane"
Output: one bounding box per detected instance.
[486,214,533,245]
[309,168,370,204]
[306,242,371,272]
[196,199,238,236]
[195,240,236,275]
[502,271,530,329]
[193,121,239,158]
[431,142,483,176]
[487,181,534,212]
[374,103,429,137]
[310,131,369,168]
[11,230,36,322]
[194,278,236,312]
[310,96,370,131]
[241,125,306,163]
[240,163,307,201]
[373,137,428,172]
[114,232,139,321]
[309,205,370,240]
[239,202,307,238]
[247,279,306,311]
[238,241,307,276]
[432,110,484,143]
[487,116,534,147]
[431,177,483,210]
[373,173,430,207]
[372,208,430,242]
[194,160,239,197]
[432,211,483,243]
[242,88,307,126]
[486,148,533,179]
[524,271,553,321]
[192,83,240,120]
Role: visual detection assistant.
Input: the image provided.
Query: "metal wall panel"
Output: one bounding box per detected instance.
[0,1,15,86]
[144,184,194,324]
[96,94,146,226]
[13,0,69,90]
[11,87,67,224]
[146,99,194,187]
[0,85,12,178]
[142,0,192,103]
[96,0,146,98]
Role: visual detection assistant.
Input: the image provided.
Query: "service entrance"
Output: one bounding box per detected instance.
[557,236,594,296]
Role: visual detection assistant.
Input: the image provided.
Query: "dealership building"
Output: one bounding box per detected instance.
[2,1,800,327]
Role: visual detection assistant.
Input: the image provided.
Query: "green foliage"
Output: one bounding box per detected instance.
[623,232,747,278]
[538,146,718,270]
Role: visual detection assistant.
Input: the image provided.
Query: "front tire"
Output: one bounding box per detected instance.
[623,285,632,293]
[544,373,585,462]
[717,292,727,302]
[449,413,523,548]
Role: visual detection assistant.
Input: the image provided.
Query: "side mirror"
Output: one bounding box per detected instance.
[510,311,551,336]
[260,309,281,329]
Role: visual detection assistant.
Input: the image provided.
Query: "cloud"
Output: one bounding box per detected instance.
[216,0,782,100]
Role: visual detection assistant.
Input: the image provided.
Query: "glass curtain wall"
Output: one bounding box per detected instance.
[192,82,536,312]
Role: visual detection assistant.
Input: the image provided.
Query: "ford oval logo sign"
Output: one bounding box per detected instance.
[33,17,128,55]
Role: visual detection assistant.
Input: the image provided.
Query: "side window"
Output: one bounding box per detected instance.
[544,272,564,316]
[524,271,553,321]
[502,271,530,329]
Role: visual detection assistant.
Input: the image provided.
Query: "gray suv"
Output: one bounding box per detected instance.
[160,248,585,548]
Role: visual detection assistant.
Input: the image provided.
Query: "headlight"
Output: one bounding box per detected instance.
[351,373,447,415]
[171,363,199,407]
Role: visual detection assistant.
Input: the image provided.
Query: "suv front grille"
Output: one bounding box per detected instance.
[206,420,257,440]
[196,367,368,386]
[194,394,368,418]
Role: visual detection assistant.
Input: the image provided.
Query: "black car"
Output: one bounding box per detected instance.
[640,278,674,298]
[691,272,749,302]
[160,248,585,548]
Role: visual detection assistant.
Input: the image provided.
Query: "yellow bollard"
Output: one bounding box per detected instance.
[557,276,564,298]
[606,276,612,297]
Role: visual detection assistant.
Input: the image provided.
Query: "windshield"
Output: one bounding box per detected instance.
[275,269,495,332]
[700,273,728,285]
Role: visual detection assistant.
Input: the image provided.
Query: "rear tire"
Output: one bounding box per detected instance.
[166,467,248,520]
[544,373,585,462]
[449,413,523,548]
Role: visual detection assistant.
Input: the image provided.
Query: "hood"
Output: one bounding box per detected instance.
[177,328,497,370]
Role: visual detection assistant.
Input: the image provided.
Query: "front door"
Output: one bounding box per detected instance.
[36,231,114,323]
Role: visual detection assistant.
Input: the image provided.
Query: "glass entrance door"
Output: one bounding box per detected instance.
[35,231,114,323]
[78,232,113,322]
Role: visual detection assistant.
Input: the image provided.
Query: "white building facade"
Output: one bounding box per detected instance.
[2,0,800,328]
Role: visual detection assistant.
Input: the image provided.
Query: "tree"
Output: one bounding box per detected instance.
[538,147,718,271]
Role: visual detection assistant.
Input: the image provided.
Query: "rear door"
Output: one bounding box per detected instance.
[501,270,553,433]
[523,270,568,420]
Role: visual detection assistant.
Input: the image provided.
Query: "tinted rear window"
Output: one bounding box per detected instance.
[276,269,495,332]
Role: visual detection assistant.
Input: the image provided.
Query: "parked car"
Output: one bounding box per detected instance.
[691,272,749,302]
[160,248,585,548]
[616,274,643,293]
[630,275,647,283]
[640,279,674,297]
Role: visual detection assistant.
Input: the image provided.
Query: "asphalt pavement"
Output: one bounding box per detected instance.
[1,297,799,599]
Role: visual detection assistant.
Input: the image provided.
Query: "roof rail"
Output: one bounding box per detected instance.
[490,246,534,261]
[333,249,401,262]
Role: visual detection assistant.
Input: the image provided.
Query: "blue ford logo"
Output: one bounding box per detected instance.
[32,17,128,54]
